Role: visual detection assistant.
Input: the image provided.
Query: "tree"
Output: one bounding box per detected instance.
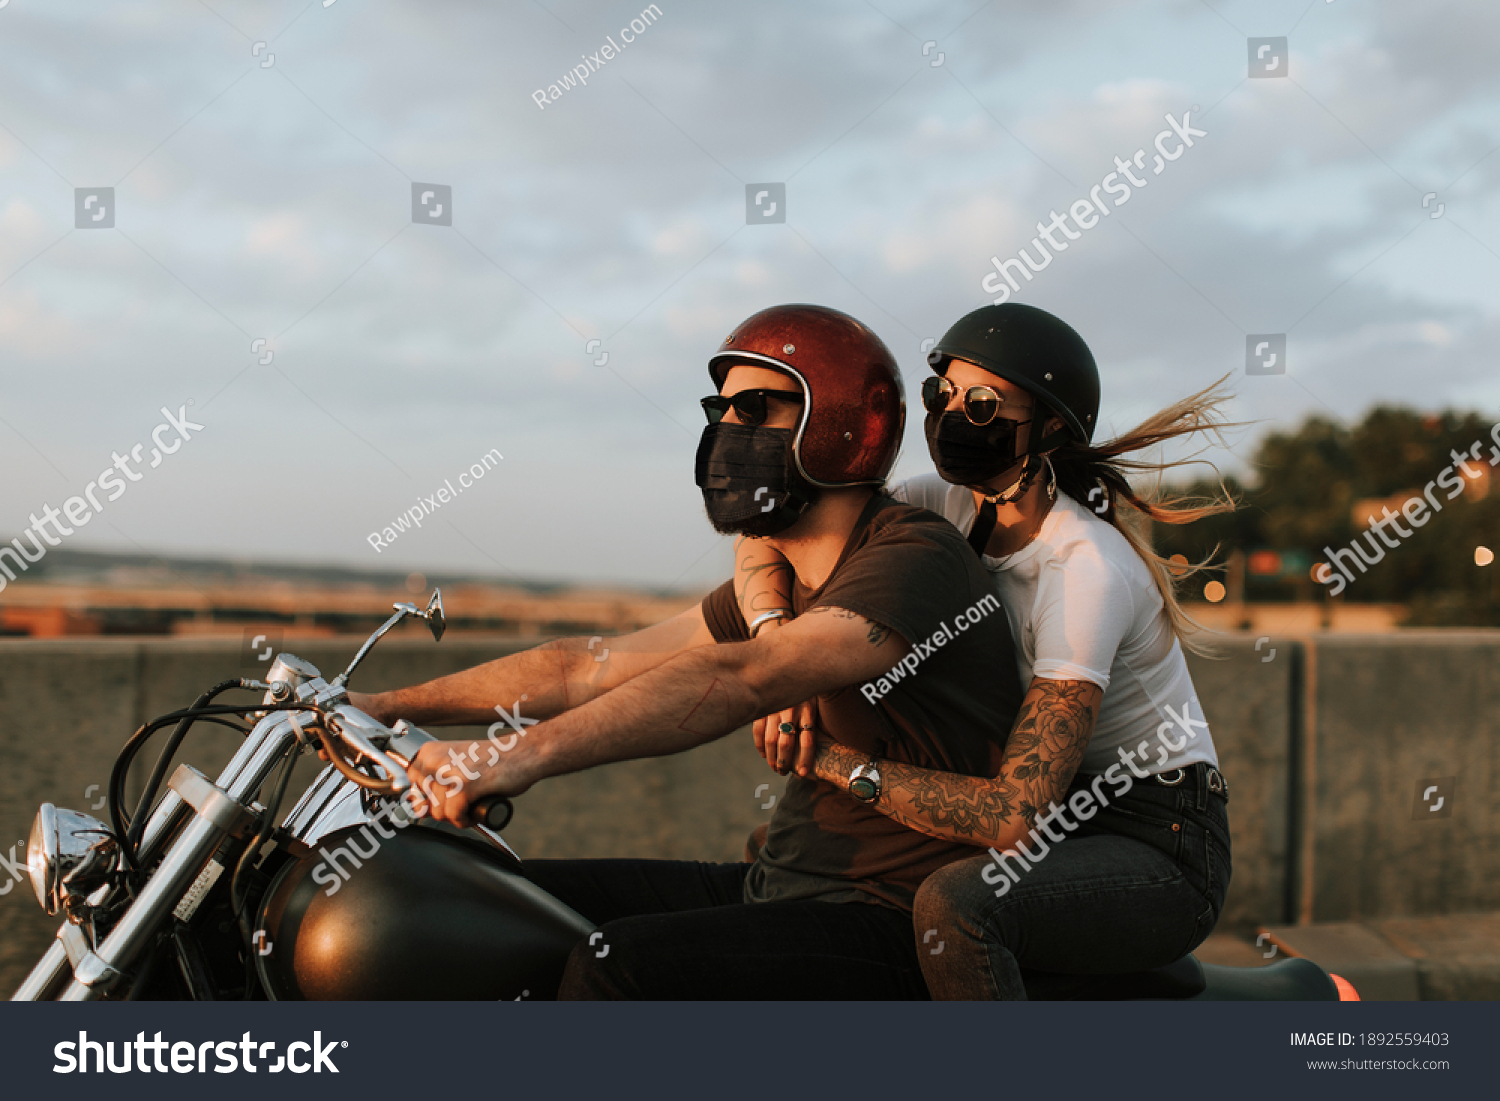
[1146,406,1500,624]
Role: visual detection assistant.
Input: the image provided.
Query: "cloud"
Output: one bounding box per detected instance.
[0,0,1497,583]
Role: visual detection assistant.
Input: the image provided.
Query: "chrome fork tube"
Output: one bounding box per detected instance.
[10,943,70,1002]
[136,716,275,865]
[51,715,303,1001]
[13,712,296,1002]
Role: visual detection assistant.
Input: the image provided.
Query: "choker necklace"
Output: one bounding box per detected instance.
[979,454,1057,507]
[967,457,1058,557]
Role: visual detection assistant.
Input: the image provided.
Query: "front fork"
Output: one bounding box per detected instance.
[11,714,303,1001]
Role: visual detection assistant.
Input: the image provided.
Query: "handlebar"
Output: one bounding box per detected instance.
[318,707,514,831]
[472,796,514,831]
[306,708,412,797]
[261,588,515,827]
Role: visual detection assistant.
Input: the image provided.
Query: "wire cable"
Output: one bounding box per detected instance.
[229,743,301,961]
[109,700,320,871]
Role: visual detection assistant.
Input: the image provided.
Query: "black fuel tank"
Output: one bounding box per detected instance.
[256,823,594,1000]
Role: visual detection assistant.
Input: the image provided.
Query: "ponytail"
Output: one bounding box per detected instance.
[1047,373,1244,657]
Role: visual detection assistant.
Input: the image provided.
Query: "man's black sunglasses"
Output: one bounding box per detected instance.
[700,389,804,426]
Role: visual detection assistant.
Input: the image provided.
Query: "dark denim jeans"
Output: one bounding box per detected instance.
[912,763,1232,1000]
[524,858,929,1000]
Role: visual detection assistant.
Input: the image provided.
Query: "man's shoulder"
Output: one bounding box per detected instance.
[817,495,991,623]
[862,494,969,552]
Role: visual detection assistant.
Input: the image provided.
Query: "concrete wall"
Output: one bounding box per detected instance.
[2,632,1495,995]
[1306,634,1499,922]
[1184,639,1294,932]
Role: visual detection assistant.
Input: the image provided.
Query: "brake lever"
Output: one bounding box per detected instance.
[327,715,412,794]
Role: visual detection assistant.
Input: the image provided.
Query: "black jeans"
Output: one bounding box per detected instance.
[913,762,1232,1000]
[523,858,929,999]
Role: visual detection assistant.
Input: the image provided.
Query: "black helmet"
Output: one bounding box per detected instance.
[927,303,1100,446]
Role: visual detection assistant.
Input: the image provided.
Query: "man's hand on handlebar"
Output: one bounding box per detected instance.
[403,737,533,828]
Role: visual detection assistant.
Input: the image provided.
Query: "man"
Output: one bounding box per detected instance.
[352,303,1023,999]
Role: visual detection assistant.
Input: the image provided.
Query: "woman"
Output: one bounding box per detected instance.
[737,302,1237,999]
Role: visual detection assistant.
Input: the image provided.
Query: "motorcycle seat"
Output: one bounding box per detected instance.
[1021,954,1206,1000]
[1020,954,1339,1000]
[1191,958,1339,1001]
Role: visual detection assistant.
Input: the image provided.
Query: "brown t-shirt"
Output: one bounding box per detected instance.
[702,493,1025,912]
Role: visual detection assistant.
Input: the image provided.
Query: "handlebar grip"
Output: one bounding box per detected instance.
[473,795,513,831]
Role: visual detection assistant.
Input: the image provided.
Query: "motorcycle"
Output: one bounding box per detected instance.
[10,590,1358,1001]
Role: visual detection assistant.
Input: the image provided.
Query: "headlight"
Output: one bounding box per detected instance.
[26,804,116,916]
[26,804,58,912]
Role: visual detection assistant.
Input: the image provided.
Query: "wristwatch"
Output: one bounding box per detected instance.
[849,758,882,803]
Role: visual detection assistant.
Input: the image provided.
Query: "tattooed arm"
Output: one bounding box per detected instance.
[733,536,826,776]
[811,678,1103,851]
[734,535,795,622]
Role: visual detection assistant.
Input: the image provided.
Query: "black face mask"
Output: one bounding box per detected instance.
[695,423,815,536]
[924,410,1028,487]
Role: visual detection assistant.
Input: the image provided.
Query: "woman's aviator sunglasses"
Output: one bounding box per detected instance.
[701,389,804,427]
[921,375,1027,427]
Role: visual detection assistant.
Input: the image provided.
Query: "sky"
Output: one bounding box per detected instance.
[1,0,1498,591]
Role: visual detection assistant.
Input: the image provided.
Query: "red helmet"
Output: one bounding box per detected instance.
[707,304,905,487]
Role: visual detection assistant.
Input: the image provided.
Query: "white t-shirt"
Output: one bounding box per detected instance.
[893,474,1217,775]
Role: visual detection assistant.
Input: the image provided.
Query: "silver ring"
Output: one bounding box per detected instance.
[799,724,815,730]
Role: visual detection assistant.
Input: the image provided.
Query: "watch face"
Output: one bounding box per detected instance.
[850,777,878,801]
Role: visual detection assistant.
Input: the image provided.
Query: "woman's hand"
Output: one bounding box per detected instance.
[752,697,821,777]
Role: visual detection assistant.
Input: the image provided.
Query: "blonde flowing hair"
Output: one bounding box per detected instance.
[1046,372,1243,657]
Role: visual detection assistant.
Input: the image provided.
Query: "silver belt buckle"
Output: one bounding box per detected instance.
[1155,768,1186,787]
